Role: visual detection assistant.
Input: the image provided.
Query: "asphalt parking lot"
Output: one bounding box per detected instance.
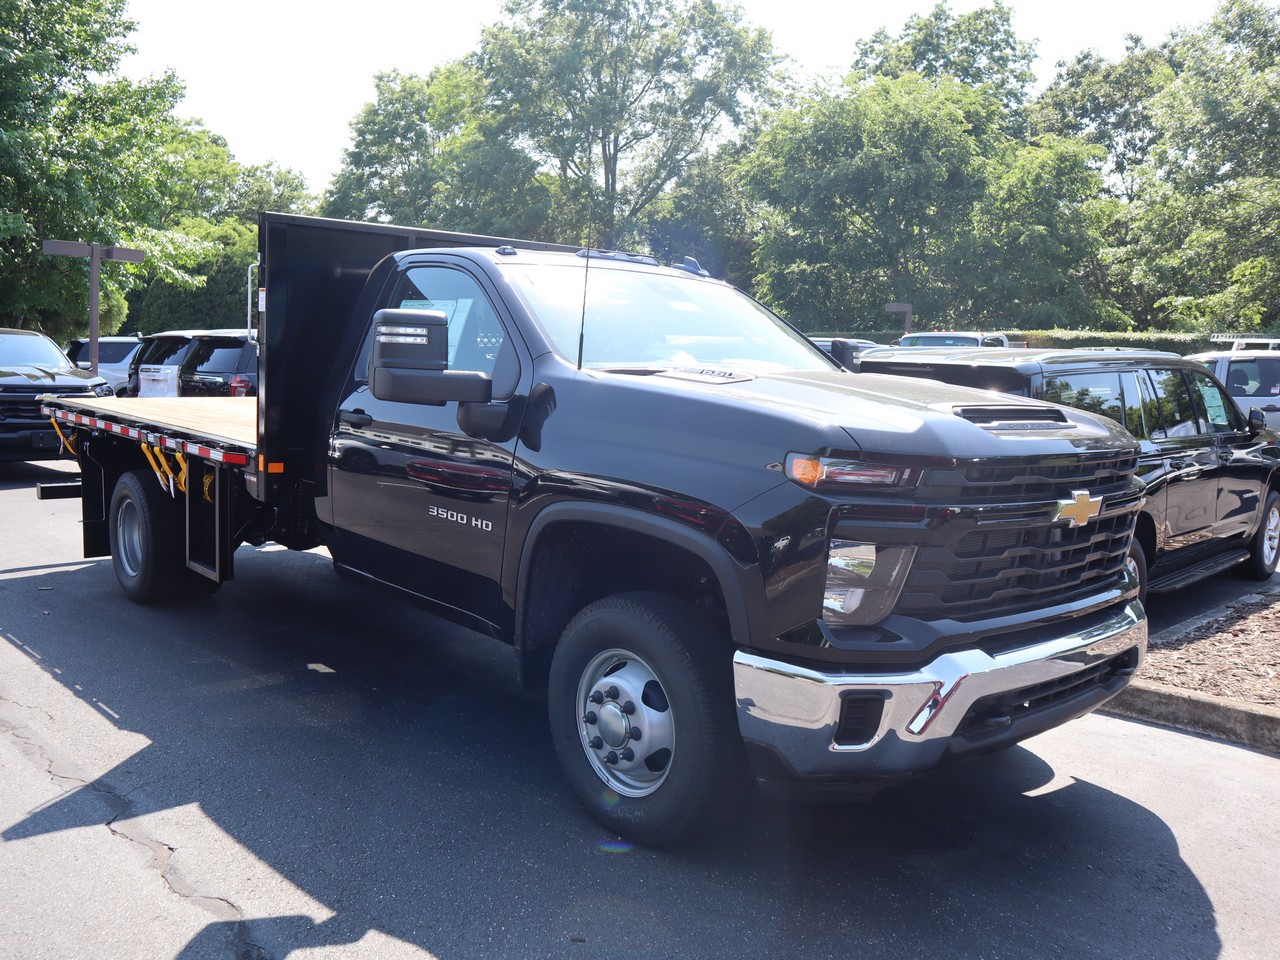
[3,460,1278,959]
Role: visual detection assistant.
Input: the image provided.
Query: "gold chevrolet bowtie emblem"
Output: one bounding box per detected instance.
[1052,490,1103,528]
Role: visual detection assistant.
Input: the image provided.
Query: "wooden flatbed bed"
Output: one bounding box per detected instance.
[41,396,258,464]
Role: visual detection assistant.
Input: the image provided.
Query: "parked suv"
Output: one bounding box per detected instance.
[126,328,248,397]
[65,334,142,396]
[1188,337,1280,430]
[177,332,258,397]
[893,331,1011,347]
[0,328,112,461]
[853,347,1280,603]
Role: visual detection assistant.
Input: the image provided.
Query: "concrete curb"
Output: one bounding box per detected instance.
[1102,679,1280,756]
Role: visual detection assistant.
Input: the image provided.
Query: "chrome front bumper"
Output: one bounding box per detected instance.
[733,600,1146,787]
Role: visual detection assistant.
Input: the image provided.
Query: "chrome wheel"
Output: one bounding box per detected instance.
[575,648,675,798]
[1263,502,1280,569]
[115,495,143,579]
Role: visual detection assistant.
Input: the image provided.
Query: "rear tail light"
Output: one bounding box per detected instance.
[229,375,252,397]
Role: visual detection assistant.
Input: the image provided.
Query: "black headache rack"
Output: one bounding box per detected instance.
[254,213,577,507]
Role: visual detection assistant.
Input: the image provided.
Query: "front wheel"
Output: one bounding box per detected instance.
[547,592,742,846]
[1240,490,1280,580]
[1126,539,1149,608]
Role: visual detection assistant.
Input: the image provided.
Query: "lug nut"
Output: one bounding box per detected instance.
[589,736,603,749]
[583,711,598,725]
[621,700,635,715]
[604,751,619,765]
[589,691,604,705]
[629,727,641,741]
[620,747,634,762]
[605,685,619,701]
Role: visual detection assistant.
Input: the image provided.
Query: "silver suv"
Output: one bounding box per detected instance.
[65,335,142,397]
[1188,336,1280,430]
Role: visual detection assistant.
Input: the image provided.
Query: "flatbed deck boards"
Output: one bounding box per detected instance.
[47,396,258,451]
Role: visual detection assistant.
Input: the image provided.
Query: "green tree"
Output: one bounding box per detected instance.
[0,0,210,340]
[1127,0,1280,330]
[324,64,552,238]
[852,2,1037,118]
[957,136,1124,328]
[639,142,757,288]
[126,137,313,332]
[744,74,1002,330]
[127,218,258,333]
[479,0,777,246]
[1032,40,1177,203]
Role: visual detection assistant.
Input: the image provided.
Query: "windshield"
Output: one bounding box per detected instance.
[504,263,830,373]
[898,334,980,347]
[0,333,73,370]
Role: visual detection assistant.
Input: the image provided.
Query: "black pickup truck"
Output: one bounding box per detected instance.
[41,213,1147,845]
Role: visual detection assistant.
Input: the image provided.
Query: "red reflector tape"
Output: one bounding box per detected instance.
[47,407,250,467]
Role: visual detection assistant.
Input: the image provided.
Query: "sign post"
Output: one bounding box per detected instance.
[885,301,913,335]
[42,240,146,375]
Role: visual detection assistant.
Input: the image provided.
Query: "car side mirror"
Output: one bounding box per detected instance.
[370,308,492,406]
[1248,406,1267,437]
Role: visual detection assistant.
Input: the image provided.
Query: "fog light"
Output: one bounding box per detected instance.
[822,540,915,626]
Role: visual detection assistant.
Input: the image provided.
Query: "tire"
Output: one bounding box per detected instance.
[1126,538,1149,608]
[1240,490,1280,581]
[547,592,742,846]
[108,470,185,603]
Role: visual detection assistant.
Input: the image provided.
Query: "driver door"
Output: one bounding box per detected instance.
[327,262,524,629]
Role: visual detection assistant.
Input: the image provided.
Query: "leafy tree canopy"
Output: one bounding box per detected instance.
[2,0,209,339]
[852,1,1036,117]
[323,64,553,239]
[479,0,778,246]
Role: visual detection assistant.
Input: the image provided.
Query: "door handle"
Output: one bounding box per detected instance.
[338,409,373,428]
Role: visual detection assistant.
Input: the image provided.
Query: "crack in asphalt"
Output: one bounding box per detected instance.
[0,698,269,959]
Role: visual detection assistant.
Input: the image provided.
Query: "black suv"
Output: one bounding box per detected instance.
[0,328,112,461]
[177,332,258,397]
[853,347,1280,602]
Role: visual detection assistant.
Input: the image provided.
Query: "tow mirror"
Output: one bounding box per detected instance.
[370,308,492,406]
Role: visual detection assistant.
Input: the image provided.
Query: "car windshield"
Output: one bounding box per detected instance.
[898,334,979,347]
[0,333,73,370]
[504,263,830,373]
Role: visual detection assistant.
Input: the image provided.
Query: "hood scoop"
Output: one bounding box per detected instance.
[656,366,756,385]
[953,404,1074,431]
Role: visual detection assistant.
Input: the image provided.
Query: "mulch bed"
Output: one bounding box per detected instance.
[1143,592,1280,708]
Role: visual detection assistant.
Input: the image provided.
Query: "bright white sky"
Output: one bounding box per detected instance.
[121,0,1224,192]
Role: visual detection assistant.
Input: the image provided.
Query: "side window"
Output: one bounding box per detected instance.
[1224,360,1256,397]
[1188,369,1244,434]
[1256,357,1280,399]
[393,266,505,373]
[1144,368,1203,439]
[359,265,520,398]
[1043,371,1124,425]
[1118,370,1148,440]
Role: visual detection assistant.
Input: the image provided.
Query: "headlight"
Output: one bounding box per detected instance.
[822,540,916,626]
[92,382,114,397]
[786,453,919,489]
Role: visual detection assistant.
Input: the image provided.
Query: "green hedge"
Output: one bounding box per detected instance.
[825,329,1217,355]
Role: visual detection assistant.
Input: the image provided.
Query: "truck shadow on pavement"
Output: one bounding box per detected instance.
[2,546,1221,960]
